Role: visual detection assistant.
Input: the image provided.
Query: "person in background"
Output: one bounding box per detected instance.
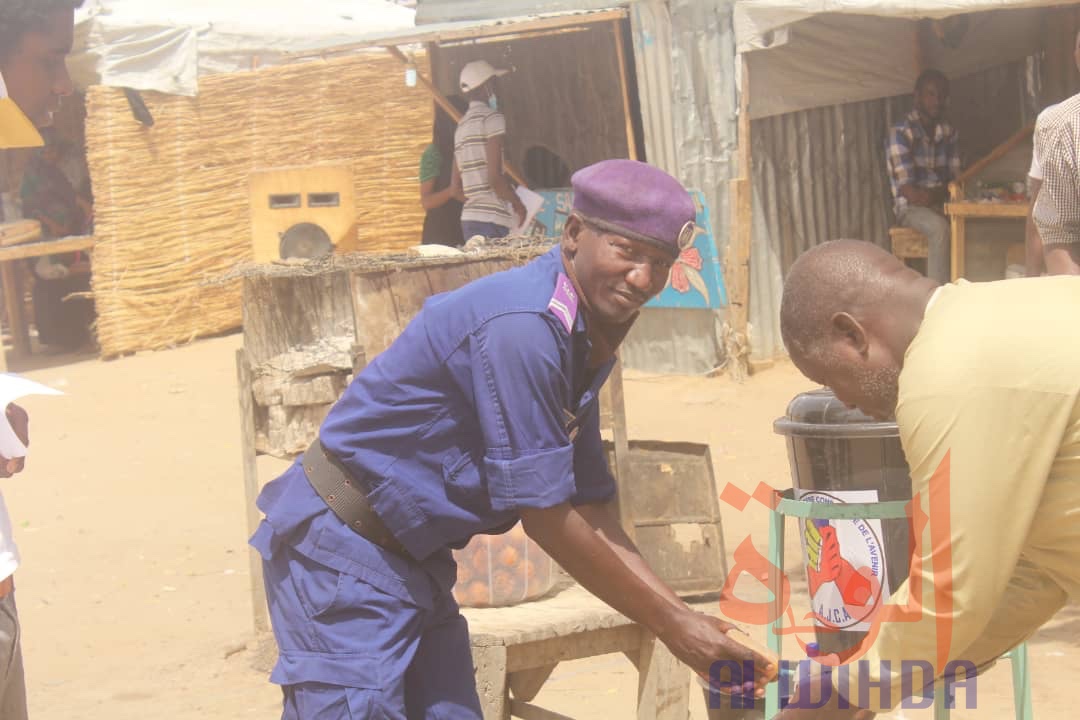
[1025,30,1080,277]
[1032,91,1080,275]
[20,128,94,351]
[885,69,961,283]
[0,1,83,716]
[454,60,526,241]
[419,96,467,247]
[774,239,1080,719]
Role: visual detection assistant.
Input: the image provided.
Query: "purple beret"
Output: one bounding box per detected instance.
[571,159,696,258]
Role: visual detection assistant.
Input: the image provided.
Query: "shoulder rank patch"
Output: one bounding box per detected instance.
[547,273,579,334]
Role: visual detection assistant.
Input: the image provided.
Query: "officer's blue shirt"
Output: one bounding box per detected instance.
[251,247,617,615]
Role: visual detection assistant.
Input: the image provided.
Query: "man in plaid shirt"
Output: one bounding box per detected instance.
[886,69,961,282]
[1033,91,1080,275]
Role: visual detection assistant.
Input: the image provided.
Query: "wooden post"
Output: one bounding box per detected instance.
[612,19,639,161]
[383,45,527,186]
[471,643,509,720]
[237,348,270,633]
[0,259,28,357]
[950,212,966,282]
[608,357,637,543]
[635,629,691,720]
[724,62,753,377]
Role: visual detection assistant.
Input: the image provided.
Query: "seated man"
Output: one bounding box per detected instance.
[19,130,94,350]
[774,239,1080,718]
[886,69,961,282]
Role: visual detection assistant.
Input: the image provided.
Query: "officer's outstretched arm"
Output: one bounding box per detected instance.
[520,501,777,696]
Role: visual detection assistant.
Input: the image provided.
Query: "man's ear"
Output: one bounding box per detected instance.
[562,214,583,256]
[830,312,870,358]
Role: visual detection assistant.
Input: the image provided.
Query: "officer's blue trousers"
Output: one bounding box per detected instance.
[260,541,484,719]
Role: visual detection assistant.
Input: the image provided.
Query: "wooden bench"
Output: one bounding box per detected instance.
[463,583,696,720]
[0,230,95,367]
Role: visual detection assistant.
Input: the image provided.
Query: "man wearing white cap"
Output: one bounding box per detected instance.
[453,60,526,240]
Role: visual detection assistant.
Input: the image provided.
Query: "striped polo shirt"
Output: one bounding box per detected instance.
[453,100,512,228]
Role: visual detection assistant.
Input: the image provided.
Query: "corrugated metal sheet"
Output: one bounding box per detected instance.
[667,0,740,268]
[622,0,740,373]
[632,0,739,266]
[629,0,678,174]
[747,61,1030,360]
[621,308,726,374]
[748,95,905,359]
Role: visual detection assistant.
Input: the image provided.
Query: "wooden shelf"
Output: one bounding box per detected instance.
[945,201,1029,219]
[0,235,96,363]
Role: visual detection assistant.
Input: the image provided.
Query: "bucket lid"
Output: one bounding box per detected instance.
[773,388,898,438]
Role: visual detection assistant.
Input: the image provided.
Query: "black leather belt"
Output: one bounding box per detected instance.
[302,438,413,560]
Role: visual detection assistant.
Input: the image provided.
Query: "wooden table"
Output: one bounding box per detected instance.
[464,583,701,720]
[0,233,95,363]
[944,201,1028,281]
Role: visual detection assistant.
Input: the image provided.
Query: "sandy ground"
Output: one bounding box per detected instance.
[2,333,1075,719]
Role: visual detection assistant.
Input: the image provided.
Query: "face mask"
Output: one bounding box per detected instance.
[487,93,498,112]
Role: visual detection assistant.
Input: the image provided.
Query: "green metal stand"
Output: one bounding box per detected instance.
[766,489,1032,719]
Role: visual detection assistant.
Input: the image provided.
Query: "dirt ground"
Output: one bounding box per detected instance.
[4,333,1076,719]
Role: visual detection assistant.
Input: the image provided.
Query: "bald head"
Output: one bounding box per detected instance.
[781,240,909,361]
[780,239,938,419]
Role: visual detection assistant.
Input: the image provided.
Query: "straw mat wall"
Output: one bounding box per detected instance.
[85,51,431,357]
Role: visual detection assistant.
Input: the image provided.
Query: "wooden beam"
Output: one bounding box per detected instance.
[738,62,752,208]
[725,62,753,350]
[612,19,639,161]
[505,624,641,672]
[609,357,637,543]
[286,9,629,60]
[945,201,1030,218]
[0,234,93,262]
[0,219,41,247]
[0,259,25,358]
[384,46,527,187]
[952,122,1035,188]
[439,26,590,47]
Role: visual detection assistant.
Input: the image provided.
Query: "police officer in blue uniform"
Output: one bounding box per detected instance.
[251,159,777,719]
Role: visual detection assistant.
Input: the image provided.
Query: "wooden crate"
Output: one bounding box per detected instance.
[606,440,728,597]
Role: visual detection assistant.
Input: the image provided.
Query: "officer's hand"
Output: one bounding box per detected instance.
[661,610,778,698]
[0,403,29,478]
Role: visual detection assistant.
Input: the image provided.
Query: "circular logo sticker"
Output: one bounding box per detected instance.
[800,490,889,630]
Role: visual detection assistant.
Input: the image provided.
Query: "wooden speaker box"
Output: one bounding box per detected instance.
[249,164,358,263]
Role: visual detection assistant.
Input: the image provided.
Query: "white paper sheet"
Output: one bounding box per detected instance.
[511,186,545,236]
[0,375,63,458]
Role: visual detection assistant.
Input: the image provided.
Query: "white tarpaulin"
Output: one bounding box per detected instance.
[68,0,416,96]
[735,0,1072,117]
